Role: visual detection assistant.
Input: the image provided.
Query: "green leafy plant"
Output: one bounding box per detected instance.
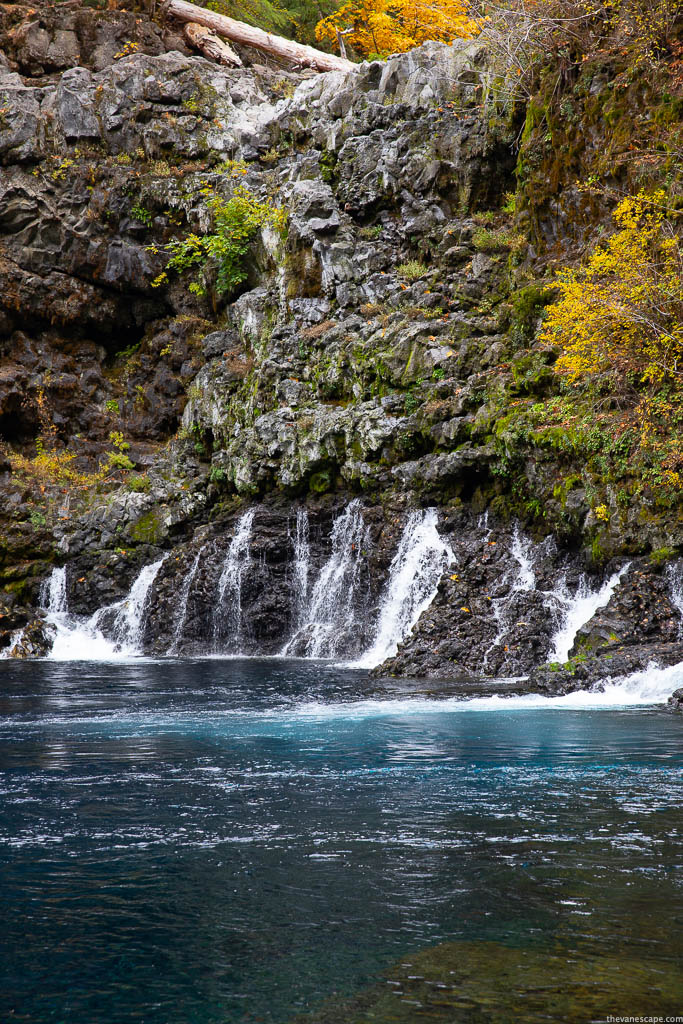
[153,187,286,297]
[126,475,151,493]
[131,204,153,227]
[397,260,428,281]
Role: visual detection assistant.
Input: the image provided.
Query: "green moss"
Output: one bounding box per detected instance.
[319,149,338,184]
[309,470,332,493]
[128,510,162,544]
[649,546,677,566]
[509,285,555,345]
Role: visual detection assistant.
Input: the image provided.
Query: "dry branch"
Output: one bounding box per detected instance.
[164,0,356,73]
[184,22,242,66]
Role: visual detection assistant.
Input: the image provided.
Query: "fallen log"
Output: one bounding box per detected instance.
[184,22,242,66]
[164,0,356,73]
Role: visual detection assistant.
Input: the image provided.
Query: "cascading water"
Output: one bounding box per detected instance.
[170,546,206,655]
[665,561,683,637]
[93,559,166,652]
[482,525,538,668]
[213,510,255,652]
[546,563,630,664]
[289,508,310,628]
[43,559,164,661]
[41,565,68,614]
[510,526,536,590]
[282,500,370,658]
[351,508,454,669]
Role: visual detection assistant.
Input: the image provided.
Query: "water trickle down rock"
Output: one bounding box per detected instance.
[213,509,255,653]
[289,508,311,632]
[170,546,207,655]
[352,508,454,669]
[482,525,537,670]
[665,561,683,638]
[546,564,631,664]
[282,499,371,658]
[41,561,164,660]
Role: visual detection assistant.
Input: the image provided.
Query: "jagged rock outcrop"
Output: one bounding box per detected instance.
[0,3,681,687]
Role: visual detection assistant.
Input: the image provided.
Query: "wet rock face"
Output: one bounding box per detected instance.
[1,5,681,686]
[377,512,582,680]
[571,565,680,653]
[528,564,683,695]
[143,497,392,656]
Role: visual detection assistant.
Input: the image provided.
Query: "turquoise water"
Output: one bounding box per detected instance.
[1,659,682,1022]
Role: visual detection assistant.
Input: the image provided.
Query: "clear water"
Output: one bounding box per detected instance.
[1,660,682,1023]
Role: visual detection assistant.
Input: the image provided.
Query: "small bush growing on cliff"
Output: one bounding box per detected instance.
[5,391,135,503]
[152,187,285,299]
[397,259,428,281]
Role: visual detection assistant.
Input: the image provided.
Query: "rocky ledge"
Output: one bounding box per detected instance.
[0,3,681,697]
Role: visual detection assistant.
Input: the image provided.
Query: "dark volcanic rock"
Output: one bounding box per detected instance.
[530,643,683,696]
[377,512,583,680]
[668,687,683,712]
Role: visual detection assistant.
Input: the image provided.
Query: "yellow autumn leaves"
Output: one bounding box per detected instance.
[540,191,683,393]
[315,0,480,60]
[540,191,683,488]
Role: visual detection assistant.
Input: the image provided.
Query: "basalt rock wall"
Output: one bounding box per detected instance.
[1,4,681,686]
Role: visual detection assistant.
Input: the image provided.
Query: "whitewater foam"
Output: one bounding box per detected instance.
[548,564,630,664]
[351,508,453,669]
[290,661,682,719]
[44,560,164,661]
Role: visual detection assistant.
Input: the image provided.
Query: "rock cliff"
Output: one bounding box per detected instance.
[1,2,681,690]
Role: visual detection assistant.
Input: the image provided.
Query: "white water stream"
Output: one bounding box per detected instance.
[290,508,311,628]
[44,560,164,661]
[282,500,370,658]
[170,547,206,655]
[547,564,630,664]
[12,505,683,709]
[213,510,255,651]
[351,508,454,669]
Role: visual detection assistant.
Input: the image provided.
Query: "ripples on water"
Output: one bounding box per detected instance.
[0,659,682,1023]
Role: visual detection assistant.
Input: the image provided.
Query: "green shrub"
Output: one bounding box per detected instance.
[153,187,286,298]
[397,260,428,281]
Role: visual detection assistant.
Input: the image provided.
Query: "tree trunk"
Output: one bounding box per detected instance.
[163,0,356,73]
[184,22,242,66]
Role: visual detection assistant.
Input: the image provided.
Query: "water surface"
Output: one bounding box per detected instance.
[1,659,682,1022]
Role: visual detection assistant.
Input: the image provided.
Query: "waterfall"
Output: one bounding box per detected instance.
[213,510,255,651]
[352,508,454,669]
[482,524,537,668]
[283,499,370,658]
[666,561,683,637]
[290,508,310,627]
[511,525,536,591]
[100,559,165,651]
[547,564,630,664]
[41,565,68,614]
[170,546,206,654]
[43,560,164,661]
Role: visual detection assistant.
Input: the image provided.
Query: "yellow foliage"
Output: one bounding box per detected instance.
[315,0,480,60]
[7,388,133,494]
[540,191,683,488]
[540,191,683,391]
